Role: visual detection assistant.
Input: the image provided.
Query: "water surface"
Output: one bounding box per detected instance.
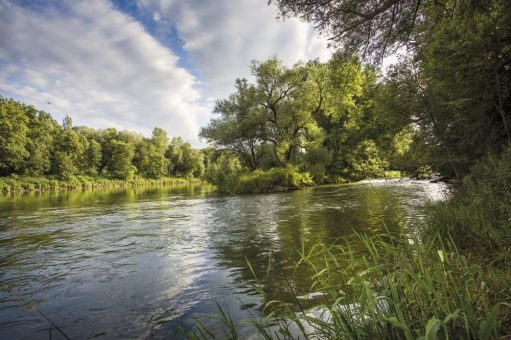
[0,180,448,339]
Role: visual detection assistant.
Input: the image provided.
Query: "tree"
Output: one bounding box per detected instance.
[201,58,324,168]
[0,97,30,175]
[107,140,136,180]
[83,139,102,175]
[271,0,424,61]
[134,128,170,178]
[200,79,264,170]
[205,152,242,186]
[146,128,170,178]
[252,57,318,164]
[51,117,84,178]
[166,137,204,177]
[53,151,77,180]
[200,55,406,182]
[24,110,57,176]
[271,0,511,179]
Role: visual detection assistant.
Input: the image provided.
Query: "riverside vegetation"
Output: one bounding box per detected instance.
[191,150,511,339]
[193,0,511,338]
[0,96,206,192]
[1,0,511,337]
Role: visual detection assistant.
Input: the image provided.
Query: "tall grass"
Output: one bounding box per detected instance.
[252,232,510,339]
[192,230,509,339]
[0,175,203,193]
[423,146,511,262]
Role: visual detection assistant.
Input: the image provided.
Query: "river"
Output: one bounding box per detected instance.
[0,179,448,339]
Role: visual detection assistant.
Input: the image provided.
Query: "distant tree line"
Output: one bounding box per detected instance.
[0,96,204,180]
[4,0,509,185]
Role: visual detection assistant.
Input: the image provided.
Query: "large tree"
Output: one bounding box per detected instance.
[271,0,424,61]
[200,79,265,170]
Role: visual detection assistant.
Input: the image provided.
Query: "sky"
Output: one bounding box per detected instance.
[0,0,332,146]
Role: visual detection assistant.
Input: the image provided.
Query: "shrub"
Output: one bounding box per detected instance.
[424,145,511,261]
[217,167,314,194]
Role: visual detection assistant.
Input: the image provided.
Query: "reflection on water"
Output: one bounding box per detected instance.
[0,179,448,339]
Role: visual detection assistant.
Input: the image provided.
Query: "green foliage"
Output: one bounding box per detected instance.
[146,154,168,179]
[270,0,511,181]
[52,120,84,179]
[0,97,30,174]
[344,139,389,180]
[0,97,205,185]
[107,140,136,180]
[192,227,510,339]
[215,167,314,194]
[205,153,242,187]
[24,111,57,176]
[83,139,102,175]
[214,231,509,339]
[166,137,204,178]
[302,146,332,183]
[141,128,170,179]
[271,0,423,62]
[201,56,406,183]
[425,145,511,259]
[200,79,263,170]
[53,151,77,180]
[0,175,202,192]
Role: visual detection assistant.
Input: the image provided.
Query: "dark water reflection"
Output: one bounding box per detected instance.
[0,180,448,339]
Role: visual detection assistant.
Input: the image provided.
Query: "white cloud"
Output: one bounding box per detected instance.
[0,0,208,146]
[139,0,332,100]
[0,0,331,146]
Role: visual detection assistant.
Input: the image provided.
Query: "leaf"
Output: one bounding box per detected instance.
[425,316,441,340]
[479,302,511,340]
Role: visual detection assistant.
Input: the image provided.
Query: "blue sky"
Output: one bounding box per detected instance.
[0,0,331,146]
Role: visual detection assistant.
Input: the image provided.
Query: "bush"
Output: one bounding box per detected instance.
[216,167,314,194]
[424,145,511,261]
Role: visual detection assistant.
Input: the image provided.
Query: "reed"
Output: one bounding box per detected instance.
[193,230,509,339]
[0,175,203,193]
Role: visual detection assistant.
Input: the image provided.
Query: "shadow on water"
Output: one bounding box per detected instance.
[0,180,448,339]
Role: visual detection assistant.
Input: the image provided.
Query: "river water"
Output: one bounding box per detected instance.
[0,179,448,339]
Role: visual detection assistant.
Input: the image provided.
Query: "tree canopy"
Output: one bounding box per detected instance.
[0,96,205,180]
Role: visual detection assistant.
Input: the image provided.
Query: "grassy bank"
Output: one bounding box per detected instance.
[215,167,314,194]
[0,175,203,193]
[240,231,510,339]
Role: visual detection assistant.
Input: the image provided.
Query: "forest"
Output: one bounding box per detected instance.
[0,96,207,190]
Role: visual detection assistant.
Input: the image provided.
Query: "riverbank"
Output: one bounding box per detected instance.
[212,167,407,194]
[213,167,315,194]
[0,175,204,193]
[205,149,511,338]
